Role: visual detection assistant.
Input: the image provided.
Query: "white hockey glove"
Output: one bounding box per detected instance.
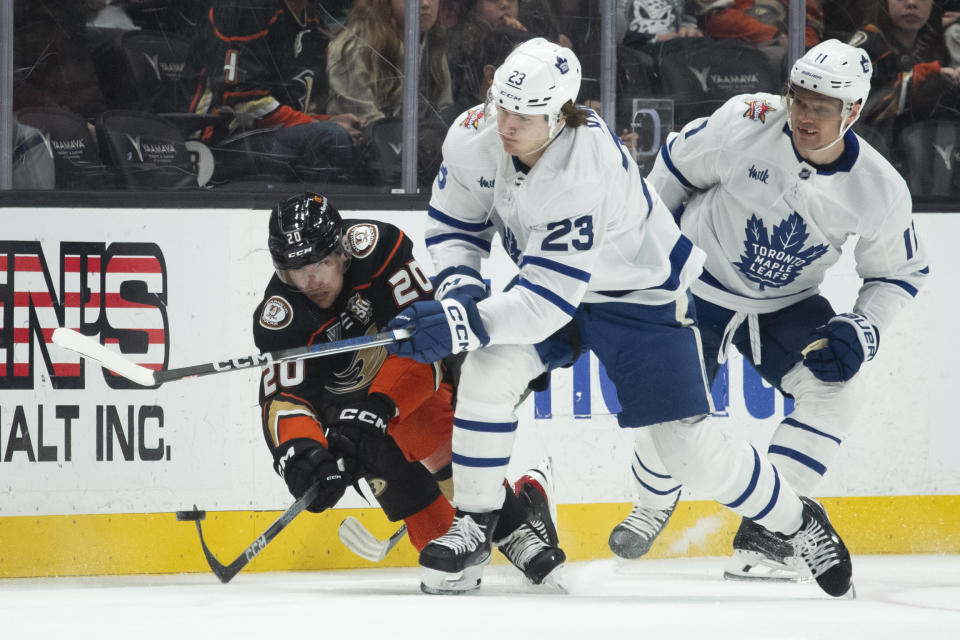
[802,313,879,383]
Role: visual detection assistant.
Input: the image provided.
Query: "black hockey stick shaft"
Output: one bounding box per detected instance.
[155,327,412,384]
[52,326,412,387]
[193,483,322,584]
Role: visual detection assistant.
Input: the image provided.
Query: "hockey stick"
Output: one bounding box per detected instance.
[181,482,323,584]
[51,326,412,387]
[338,517,408,562]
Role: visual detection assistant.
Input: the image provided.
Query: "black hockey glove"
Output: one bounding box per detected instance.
[275,438,350,513]
[325,393,399,475]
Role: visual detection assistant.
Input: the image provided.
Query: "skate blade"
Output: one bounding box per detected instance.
[536,564,568,594]
[840,583,857,600]
[420,564,484,595]
[723,550,811,583]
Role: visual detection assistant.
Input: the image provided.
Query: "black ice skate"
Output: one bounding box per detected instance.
[419,509,498,595]
[498,459,565,584]
[607,494,678,559]
[723,517,812,583]
[788,497,854,598]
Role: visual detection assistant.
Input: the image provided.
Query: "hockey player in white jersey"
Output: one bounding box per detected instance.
[609,39,929,581]
[385,37,854,598]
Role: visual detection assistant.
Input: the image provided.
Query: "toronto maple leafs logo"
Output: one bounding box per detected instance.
[733,213,828,289]
[743,99,775,123]
[555,56,569,74]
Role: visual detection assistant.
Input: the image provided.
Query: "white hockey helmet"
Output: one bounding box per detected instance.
[789,39,872,138]
[489,37,581,138]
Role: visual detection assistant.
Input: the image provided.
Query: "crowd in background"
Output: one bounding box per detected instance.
[10,0,960,196]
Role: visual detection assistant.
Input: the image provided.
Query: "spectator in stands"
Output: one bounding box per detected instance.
[326,0,453,127]
[851,0,960,131]
[618,0,703,48]
[13,0,106,118]
[440,23,527,124]
[185,0,361,183]
[943,0,960,66]
[12,120,55,190]
[695,0,823,47]
[695,1,823,68]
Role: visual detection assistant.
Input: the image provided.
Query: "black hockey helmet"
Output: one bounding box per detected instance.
[268,193,345,279]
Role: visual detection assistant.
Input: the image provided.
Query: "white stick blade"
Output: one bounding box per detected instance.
[338,517,391,562]
[51,328,156,386]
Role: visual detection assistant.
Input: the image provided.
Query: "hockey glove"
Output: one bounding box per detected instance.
[434,266,489,303]
[275,438,350,513]
[325,393,398,474]
[386,297,489,364]
[802,313,879,383]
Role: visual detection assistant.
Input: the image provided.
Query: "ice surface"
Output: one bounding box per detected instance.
[2,555,958,639]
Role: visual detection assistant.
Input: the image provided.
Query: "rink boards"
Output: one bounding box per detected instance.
[1,207,957,577]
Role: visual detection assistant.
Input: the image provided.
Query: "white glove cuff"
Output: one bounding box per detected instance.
[435,273,486,301]
[441,298,484,354]
[829,313,879,362]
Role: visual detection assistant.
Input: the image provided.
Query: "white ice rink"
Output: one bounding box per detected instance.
[3,555,958,639]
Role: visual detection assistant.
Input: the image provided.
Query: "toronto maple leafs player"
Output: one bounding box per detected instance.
[608,39,929,581]
[384,37,854,598]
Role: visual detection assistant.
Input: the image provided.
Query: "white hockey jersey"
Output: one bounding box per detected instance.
[427,106,705,345]
[649,92,929,334]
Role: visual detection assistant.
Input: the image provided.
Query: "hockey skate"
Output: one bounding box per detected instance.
[723,517,812,583]
[419,509,498,595]
[787,497,854,598]
[608,494,678,559]
[497,459,566,584]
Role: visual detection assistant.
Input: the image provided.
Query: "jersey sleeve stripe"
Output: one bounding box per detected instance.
[453,418,518,433]
[370,230,405,279]
[659,140,697,190]
[428,206,494,233]
[425,232,492,252]
[516,279,577,316]
[641,175,653,211]
[520,255,591,283]
[451,452,511,468]
[435,264,484,283]
[654,234,694,290]
[863,276,919,297]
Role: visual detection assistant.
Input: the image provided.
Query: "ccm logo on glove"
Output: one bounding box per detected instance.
[338,407,389,433]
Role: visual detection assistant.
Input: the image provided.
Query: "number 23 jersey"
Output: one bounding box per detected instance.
[426,106,705,346]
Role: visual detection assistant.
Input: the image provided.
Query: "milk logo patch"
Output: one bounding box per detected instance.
[743,99,775,123]
[733,213,828,290]
[344,223,379,258]
[260,296,293,329]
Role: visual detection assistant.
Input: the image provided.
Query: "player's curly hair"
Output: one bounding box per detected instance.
[561,101,589,128]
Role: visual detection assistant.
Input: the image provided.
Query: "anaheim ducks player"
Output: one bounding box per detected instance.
[253,192,564,582]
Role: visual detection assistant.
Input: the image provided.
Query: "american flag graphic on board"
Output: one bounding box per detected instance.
[0,241,169,389]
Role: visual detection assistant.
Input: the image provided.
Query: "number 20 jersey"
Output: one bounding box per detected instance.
[427,106,705,346]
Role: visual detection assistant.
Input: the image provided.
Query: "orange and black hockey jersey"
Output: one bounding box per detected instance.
[253,219,447,463]
[187,0,332,132]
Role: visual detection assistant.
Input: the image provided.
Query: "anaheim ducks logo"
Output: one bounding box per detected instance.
[344,223,379,258]
[259,296,293,330]
[367,477,388,497]
[325,324,388,394]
